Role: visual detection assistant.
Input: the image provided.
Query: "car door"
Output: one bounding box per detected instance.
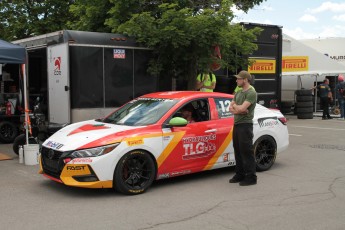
[205,97,235,169]
[158,99,219,177]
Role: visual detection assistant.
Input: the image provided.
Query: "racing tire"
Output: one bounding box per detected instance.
[296,95,313,102]
[0,121,18,143]
[297,113,314,119]
[254,135,277,172]
[295,101,313,108]
[295,107,314,113]
[280,101,293,114]
[12,134,38,155]
[280,108,292,114]
[295,89,312,96]
[114,150,156,195]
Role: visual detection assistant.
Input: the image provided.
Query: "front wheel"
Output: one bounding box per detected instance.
[254,136,277,172]
[12,134,38,155]
[114,150,156,195]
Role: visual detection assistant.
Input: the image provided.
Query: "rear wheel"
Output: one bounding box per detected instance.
[254,136,277,172]
[114,150,156,195]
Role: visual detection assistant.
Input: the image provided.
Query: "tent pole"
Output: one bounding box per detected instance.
[314,74,318,113]
[22,64,29,145]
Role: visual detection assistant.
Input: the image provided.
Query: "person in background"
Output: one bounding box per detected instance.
[336,74,345,120]
[313,78,333,120]
[196,71,216,92]
[229,70,257,186]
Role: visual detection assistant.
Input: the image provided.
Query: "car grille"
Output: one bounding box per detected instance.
[41,147,70,179]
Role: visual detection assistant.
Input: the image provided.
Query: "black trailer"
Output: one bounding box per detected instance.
[215,23,283,108]
[13,30,156,124]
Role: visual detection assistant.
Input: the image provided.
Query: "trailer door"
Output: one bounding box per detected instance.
[47,43,70,123]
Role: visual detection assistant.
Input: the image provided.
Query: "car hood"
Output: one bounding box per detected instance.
[42,119,142,151]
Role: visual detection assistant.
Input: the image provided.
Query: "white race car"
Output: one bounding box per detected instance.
[39,91,289,194]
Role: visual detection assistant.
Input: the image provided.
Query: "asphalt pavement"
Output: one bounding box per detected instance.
[0,115,345,230]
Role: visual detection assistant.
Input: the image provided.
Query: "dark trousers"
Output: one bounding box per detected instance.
[320,97,330,118]
[233,123,256,177]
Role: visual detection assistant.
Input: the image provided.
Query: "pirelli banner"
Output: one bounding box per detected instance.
[248,56,309,74]
[248,59,276,74]
[282,56,309,72]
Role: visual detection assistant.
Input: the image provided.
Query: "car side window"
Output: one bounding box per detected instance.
[172,99,210,123]
[214,98,233,119]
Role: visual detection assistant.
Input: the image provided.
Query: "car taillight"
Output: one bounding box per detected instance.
[278,117,288,125]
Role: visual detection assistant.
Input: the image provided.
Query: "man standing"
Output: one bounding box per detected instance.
[196,71,216,92]
[229,70,257,186]
[336,74,345,120]
[317,79,333,120]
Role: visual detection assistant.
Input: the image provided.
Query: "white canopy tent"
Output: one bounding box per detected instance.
[282,34,345,110]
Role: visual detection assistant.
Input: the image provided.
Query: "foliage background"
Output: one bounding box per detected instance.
[0,0,265,89]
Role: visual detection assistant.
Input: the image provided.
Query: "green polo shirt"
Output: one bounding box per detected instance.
[234,87,257,124]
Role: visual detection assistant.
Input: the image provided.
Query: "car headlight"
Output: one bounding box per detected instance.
[70,143,120,158]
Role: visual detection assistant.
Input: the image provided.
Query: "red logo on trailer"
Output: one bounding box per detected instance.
[54,57,61,75]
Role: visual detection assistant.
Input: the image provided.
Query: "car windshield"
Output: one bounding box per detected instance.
[102,98,178,126]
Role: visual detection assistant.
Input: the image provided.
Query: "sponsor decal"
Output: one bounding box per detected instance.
[127,139,144,146]
[258,117,279,128]
[327,55,345,61]
[66,165,87,170]
[138,97,173,102]
[128,189,144,193]
[163,136,171,141]
[71,158,93,163]
[223,153,229,162]
[113,49,125,59]
[248,59,276,74]
[46,141,64,150]
[171,170,191,177]
[228,161,236,166]
[54,57,61,75]
[282,56,309,72]
[157,173,170,179]
[182,134,216,160]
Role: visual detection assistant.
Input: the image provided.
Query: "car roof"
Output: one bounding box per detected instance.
[140,91,233,100]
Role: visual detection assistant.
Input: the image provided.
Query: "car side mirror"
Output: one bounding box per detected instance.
[168,117,188,127]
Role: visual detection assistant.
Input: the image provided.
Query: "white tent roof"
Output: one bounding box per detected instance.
[282,34,345,77]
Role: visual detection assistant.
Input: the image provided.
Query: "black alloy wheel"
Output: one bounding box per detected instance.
[0,121,18,143]
[12,134,38,155]
[254,136,277,172]
[114,150,156,195]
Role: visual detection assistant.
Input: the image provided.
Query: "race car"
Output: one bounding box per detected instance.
[39,91,289,195]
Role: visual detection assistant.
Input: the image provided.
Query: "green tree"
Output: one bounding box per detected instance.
[0,0,75,41]
[106,1,262,89]
[68,0,113,32]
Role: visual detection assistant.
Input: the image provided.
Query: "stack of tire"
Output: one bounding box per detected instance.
[295,89,314,119]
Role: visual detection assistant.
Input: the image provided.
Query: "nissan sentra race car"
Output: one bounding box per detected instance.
[39,91,289,195]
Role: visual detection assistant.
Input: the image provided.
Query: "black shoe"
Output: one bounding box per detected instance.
[327,117,333,119]
[229,174,244,183]
[322,117,327,120]
[239,176,257,186]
